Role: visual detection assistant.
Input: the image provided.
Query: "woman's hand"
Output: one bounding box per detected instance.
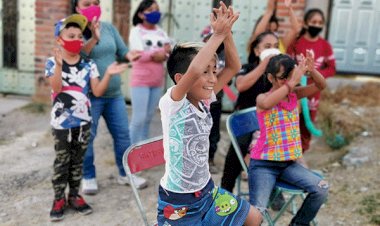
[126,50,142,62]
[105,62,129,75]
[151,50,167,62]
[89,17,101,41]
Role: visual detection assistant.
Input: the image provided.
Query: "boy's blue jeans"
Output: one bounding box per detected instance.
[129,86,162,145]
[248,159,328,225]
[83,95,131,178]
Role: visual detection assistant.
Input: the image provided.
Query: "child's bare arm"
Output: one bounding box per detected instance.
[256,56,307,111]
[171,1,233,101]
[49,48,63,93]
[282,0,302,50]
[235,55,272,92]
[213,6,240,93]
[90,62,128,97]
[248,0,275,48]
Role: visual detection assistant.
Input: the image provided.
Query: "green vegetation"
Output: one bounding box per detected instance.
[359,193,380,225]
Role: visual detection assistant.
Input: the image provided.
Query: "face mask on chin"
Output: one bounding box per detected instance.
[307,26,323,38]
[259,48,281,61]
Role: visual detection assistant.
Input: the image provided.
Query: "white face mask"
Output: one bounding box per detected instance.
[259,48,281,61]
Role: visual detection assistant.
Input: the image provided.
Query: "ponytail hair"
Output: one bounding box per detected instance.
[132,0,156,26]
[247,31,278,65]
[296,8,325,40]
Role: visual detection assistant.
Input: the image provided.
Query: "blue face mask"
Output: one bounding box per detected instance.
[144,11,161,24]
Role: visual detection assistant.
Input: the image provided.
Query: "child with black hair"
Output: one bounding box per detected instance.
[249,52,329,226]
[247,0,300,53]
[128,0,171,145]
[46,14,128,221]
[157,2,261,225]
[221,31,278,192]
[71,0,145,194]
[287,8,336,157]
[200,25,227,174]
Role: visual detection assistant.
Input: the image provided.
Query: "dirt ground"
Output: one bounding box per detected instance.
[0,77,379,226]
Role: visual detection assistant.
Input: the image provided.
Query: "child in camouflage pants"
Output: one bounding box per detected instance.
[46,14,129,221]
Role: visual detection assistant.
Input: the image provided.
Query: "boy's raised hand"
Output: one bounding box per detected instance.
[210,1,239,37]
[53,47,63,67]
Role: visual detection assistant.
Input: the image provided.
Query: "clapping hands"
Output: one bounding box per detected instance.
[210,1,239,38]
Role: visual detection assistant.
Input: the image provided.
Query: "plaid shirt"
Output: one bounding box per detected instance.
[251,92,303,161]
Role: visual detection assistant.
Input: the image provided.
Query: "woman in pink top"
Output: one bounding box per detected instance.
[129,0,171,144]
[249,53,328,226]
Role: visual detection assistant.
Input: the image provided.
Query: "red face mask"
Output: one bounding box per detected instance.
[60,38,83,54]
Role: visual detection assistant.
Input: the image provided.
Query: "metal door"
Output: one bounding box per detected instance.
[328,0,380,75]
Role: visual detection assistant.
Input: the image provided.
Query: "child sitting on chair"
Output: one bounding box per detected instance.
[249,52,329,226]
[156,2,261,226]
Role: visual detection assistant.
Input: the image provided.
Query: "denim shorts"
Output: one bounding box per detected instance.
[157,179,250,226]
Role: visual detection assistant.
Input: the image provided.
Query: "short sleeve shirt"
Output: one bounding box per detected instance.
[159,86,216,193]
[45,57,99,129]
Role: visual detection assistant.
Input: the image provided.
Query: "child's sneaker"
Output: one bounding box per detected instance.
[68,195,93,215]
[50,198,66,221]
[117,175,148,189]
[82,178,98,195]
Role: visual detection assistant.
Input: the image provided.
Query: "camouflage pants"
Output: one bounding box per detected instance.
[51,124,91,200]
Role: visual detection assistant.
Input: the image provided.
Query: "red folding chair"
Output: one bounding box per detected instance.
[122,136,164,226]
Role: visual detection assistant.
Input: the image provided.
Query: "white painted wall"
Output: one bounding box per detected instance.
[0,0,3,68]
[18,0,36,72]
[100,0,113,23]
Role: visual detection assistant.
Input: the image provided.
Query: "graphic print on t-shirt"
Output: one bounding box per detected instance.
[167,101,213,191]
[45,57,99,129]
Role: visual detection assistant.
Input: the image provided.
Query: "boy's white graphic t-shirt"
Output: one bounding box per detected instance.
[45,57,99,130]
[159,86,216,193]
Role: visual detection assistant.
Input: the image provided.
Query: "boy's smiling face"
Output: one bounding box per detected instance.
[187,57,217,106]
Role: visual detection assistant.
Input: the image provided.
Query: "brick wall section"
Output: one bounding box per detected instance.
[276,0,306,36]
[276,0,306,39]
[33,0,131,102]
[34,0,70,102]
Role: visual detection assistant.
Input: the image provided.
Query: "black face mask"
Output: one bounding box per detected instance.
[307,26,323,38]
